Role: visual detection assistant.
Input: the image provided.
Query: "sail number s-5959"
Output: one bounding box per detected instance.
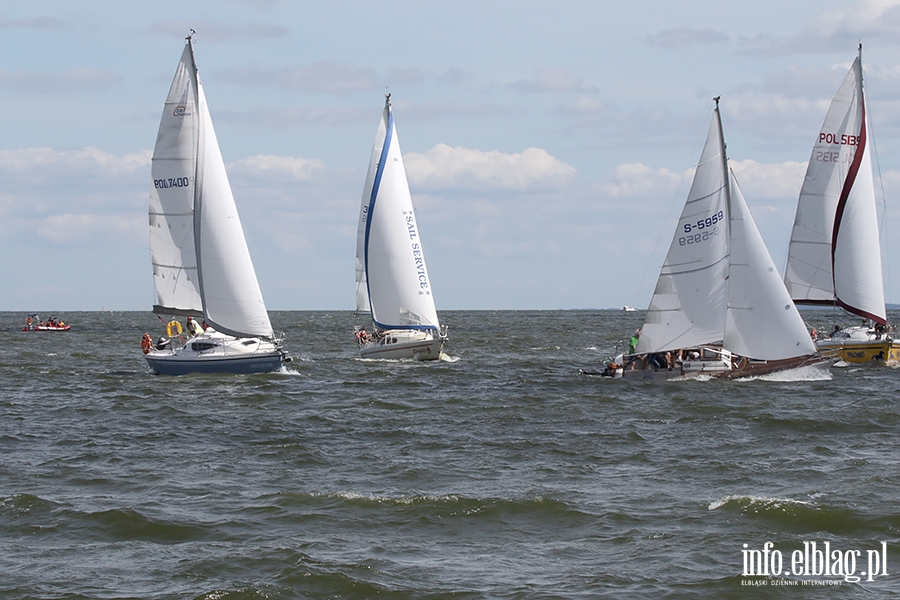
[683,210,724,234]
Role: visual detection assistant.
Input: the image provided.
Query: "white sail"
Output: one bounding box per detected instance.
[637,112,729,353]
[149,42,203,316]
[639,101,814,360]
[363,97,440,331]
[783,51,885,323]
[725,173,816,359]
[192,54,273,339]
[355,116,384,316]
[150,38,273,339]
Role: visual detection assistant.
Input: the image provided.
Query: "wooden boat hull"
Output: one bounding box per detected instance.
[618,354,829,381]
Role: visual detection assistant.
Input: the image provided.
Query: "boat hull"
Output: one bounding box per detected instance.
[618,353,829,381]
[359,329,446,361]
[816,338,900,365]
[22,325,71,332]
[144,331,283,375]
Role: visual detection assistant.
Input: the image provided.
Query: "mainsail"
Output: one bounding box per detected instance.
[149,42,203,317]
[639,100,815,360]
[149,37,274,340]
[362,96,440,331]
[783,47,885,324]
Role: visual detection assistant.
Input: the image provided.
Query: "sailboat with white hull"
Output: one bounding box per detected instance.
[613,98,823,380]
[783,45,899,365]
[143,35,284,375]
[355,95,447,360]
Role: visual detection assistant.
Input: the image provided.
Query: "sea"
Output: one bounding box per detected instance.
[2,309,899,599]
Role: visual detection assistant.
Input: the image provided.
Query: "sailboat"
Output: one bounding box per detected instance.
[615,98,822,380]
[143,34,285,375]
[783,45,900,365]
[354,94,448,360]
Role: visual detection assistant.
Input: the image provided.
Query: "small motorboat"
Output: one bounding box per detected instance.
[21,314,71,332]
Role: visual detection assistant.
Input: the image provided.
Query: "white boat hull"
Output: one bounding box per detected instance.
[145,330,283,375]
[359,329,446,360]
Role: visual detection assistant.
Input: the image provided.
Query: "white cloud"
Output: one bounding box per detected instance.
[228,154,324,181]
[601,163,685,199]
[36,213,141,245]
[740,0,900,55]
[730,159,807,200]
[0,147,150,176]
[404,144,576,192]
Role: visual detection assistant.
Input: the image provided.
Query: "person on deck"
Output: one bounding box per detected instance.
[186,316,203,337]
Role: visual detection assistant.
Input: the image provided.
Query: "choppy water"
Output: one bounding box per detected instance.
[2,310,899,598]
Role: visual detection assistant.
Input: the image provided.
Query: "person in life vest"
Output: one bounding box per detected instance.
[186,315,203,337]
[166,318,183,338]
[141,333,153,354]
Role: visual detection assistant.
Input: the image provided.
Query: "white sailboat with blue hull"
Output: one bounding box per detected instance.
[355,94,447,360]
[143,35,285,375]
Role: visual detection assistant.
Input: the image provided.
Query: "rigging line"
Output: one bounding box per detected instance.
[630,108,712,309]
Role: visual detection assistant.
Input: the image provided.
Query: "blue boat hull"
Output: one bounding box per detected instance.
[145,353,283,376]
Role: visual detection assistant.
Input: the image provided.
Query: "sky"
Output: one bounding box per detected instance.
[3,0,900,311]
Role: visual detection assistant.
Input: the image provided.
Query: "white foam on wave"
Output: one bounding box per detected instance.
[708,494,814,511]
[734,364,832,382]
[275,365,304,376]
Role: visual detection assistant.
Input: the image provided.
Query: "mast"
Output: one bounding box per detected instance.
[714,96,732,343]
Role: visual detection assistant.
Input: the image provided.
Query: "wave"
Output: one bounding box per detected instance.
[708,494,876,534]
[733,365,833,382]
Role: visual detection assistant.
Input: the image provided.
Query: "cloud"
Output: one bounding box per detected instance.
[0,17,66,30]
[0,147,150,218]
[147,21,289,42]
[228,155,324,181]
[600,163,685,200]
[507,68,597,93]
[739,0,900,55]
[36,214,141,245]
[0,68,121,93]
[730,159,807,201]
[215,60,378,92]
[404,144,576,192]
[646,27,729,48]
[601,160,807,205]
[0,147,150,176]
